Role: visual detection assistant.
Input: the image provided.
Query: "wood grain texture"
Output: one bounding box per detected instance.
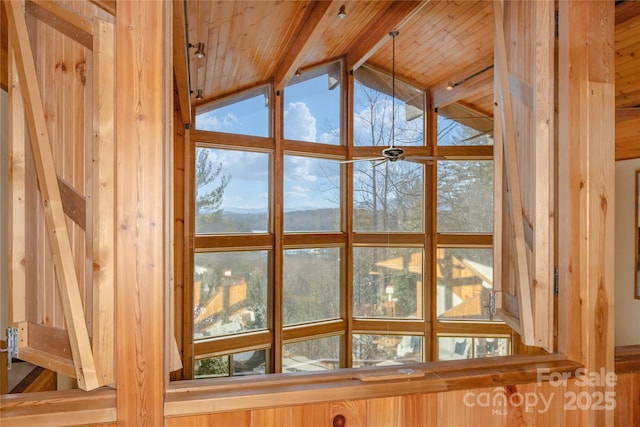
[557,2,616,426]
[7,40,26,325]
[115,0,168,424]
[5,0,98,390]
[273,1,333,90]
[25,0,93,49]
[492,0,534,345]
[91,17,115,387]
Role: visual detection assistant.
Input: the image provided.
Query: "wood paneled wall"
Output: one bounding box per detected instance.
[164,372,639,427]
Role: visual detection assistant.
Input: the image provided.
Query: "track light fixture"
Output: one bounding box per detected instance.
[188,42,206,59]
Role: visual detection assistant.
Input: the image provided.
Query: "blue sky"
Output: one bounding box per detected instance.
[194,72,424,213]
[195,74,342,212]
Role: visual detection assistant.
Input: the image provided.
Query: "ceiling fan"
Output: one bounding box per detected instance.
[343,30,445,167]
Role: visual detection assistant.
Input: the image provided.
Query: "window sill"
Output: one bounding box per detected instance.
[165,354,581,417]
[615,344,640,374]
[0,387,116,426]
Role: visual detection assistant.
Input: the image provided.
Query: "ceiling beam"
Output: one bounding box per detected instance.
[173,0,191,126]
[273,1,334,91]
[431,56,494,109]
[346,1,429,73]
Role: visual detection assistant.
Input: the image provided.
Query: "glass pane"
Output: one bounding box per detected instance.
[232,349,267,376]
[437,108,493,146]
[282,336,341,372]
[474,337,510,358]
[352,334,423,367]
[353,66,424,147]
[195,86,270,137]
[283,155,341,232]
[284,62,341,144]
[436,248,496,321]
[195,147,269,234]
[438,336,510,361]
[437,337,472,360]
[353,161,423,232]
[353,247,423,319]
[193,251,268,340]
[195,349,268,378]
[437,160,493,233]
[283,248,341,326]
[194,355,229,378]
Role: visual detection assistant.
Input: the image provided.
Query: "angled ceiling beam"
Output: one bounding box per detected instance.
[431,56,494,109]
[346,1,429,73]
[173,0,191,126]
[273,1,334,91]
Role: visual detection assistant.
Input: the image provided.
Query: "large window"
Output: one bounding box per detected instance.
[188,62,507,379]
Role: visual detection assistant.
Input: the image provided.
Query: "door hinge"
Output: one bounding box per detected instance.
[554,267,559,296]
[0,327,19,370]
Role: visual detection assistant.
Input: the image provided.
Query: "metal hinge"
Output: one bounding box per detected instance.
[0,327,18,370]
[554,267,559,296]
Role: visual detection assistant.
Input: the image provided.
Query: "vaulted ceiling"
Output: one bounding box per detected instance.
[183,0,496,116]
[1,1,639,152]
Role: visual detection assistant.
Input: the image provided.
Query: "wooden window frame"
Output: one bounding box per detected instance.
[183,54,511,379]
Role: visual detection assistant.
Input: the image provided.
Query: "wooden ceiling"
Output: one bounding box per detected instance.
[0,1,639,150]
[185,0,496,115]
[616,0,640,109]
[184,0,640,120]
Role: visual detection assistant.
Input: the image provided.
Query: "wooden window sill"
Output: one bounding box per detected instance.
[165,354,581,417]
[615,344,640,374]
[0,387,116,426]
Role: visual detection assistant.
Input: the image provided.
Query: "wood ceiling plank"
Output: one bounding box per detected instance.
[189,0,210,100]
[346,1,428,73]
[616,0,640,25]
[273,1,334,90]
[431,58,494,109]
[616,115,640,160]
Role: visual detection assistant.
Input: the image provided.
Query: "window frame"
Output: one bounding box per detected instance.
[185,59,514,378]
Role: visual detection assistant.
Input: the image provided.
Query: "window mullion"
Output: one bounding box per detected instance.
[272,88,284,374]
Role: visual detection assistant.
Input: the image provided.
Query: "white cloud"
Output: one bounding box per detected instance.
[284,102,316,142]
[197,111,239,132]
